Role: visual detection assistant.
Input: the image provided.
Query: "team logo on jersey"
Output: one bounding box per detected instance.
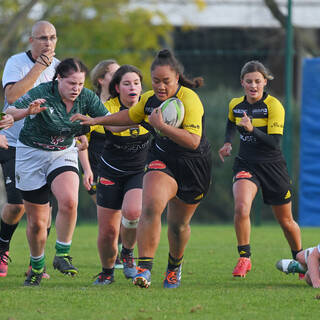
[235,171,252,179]
[284,190,291,199]
[99,177,115,186]
[49,107,54,114]
[130,127,139,137]
[148,160,166,170]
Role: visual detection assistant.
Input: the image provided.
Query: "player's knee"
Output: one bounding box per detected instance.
[234,201,250,218]
[58,197,77,213]
[169,222,189,237]
[8,203,24,216]
[121,216,139,229]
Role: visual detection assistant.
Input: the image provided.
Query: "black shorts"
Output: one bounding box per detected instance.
[0,147,23,204]
[233,157,292,205]
[145,148,212,204]
[96,168,144,210]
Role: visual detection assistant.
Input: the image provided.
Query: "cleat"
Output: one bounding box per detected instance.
[53,255,78,276]
[0,251,11,277]
[121,251,137,279]
[115,255,123,269]
[276,259,306,274]
[232,257,252,277]
[133,267,151,288]
[163,264,182,289]
[24,268,43,286]
[25,265,50,279]
[93,272,114,285]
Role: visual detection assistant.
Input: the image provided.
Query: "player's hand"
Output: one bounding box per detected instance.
[148,107,165,132]
[238,112,253,132]
[27,99,47,115]
[70,113,96,126]
[0,135,8,149]
[76,135,88,151]
[0,114,14,130]
[82,169,93,191]
[218,143,232,162]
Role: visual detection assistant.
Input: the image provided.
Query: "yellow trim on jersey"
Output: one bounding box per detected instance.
[228,95,284,135]
[228,97,244,122]
[264,95,284,135]
[128,86,204,136]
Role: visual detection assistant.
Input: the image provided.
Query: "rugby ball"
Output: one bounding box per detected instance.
[158,97,185,128]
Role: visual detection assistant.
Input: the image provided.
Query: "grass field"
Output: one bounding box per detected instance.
[1,223,319,320]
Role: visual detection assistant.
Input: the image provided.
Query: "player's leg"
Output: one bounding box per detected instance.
[21,185,50,286]
[133,171,177,288]
[94,205,121,285]
[120,188,142,279]
[51,170,79,276]
[232,178,257,277]
[164,198,198,288]
[272,202,302,256]
[0,148,24,277]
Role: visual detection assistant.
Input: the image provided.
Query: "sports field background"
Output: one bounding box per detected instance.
[1,223,319,320]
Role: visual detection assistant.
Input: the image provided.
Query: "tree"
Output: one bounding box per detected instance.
[0,0,172,96]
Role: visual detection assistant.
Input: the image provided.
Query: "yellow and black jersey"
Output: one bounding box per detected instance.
[226,92,285,162]
[128,86,211,157]
[87,124,106,155]
[101,97,152,173]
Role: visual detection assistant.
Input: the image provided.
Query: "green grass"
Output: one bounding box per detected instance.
[1,224,320,320]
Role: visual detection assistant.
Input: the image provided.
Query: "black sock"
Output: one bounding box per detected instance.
[168,253,183,270]
[121,246,133,256]
[238,244,251,258]
[102,267,114,276]
[291,249,302,260]
[0,219,19,252]
[138,257,153,271]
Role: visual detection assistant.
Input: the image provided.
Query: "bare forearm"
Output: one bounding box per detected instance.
[158,125,201,150]
[5,107,29,121]
[5,64,47,104]
[78,149,92,174]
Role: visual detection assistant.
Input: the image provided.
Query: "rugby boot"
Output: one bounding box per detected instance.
[53,255,78,276]
[163,264,182,289]
[232,257,252,277]
[133,267,151,288]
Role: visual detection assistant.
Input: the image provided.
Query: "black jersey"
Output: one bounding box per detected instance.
[100,97,151,174]
[128,86,211,158]
[226,92,285,162]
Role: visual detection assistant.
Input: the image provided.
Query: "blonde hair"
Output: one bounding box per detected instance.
[90,59,118,95]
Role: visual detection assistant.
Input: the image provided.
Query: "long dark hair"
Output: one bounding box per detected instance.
[150,49,204,89]
[52,58,88,92]
[109,64,143,98]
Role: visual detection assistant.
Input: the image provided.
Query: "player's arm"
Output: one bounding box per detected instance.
[149,107,200,150]
[6,98,47,121]
[70,109,137,126]
[219,119,236,162]
[78,149,93,191]
[5,51,55,104]
[306,247,320,288]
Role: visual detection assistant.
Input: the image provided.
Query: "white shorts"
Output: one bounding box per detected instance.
[15,140,78,191]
